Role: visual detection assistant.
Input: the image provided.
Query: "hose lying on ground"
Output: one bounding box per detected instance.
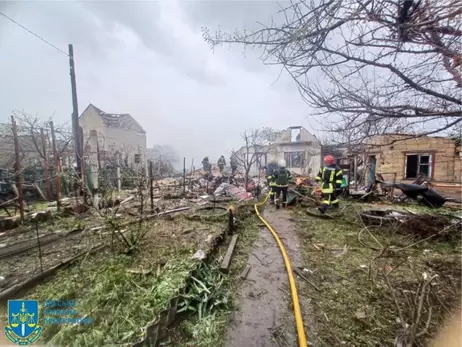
[254,193,308,347]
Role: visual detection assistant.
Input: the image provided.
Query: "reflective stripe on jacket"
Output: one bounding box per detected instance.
[266,174,277,186]
[315,166,343,193]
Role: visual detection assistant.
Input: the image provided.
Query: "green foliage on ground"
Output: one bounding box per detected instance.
[27,254,196,346]
[294,202,461,347]
[12,214,226,347]
[162,205,261,347]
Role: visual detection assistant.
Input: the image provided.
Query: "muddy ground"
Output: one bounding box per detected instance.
[226,208,313,347]
[224,201,461,347]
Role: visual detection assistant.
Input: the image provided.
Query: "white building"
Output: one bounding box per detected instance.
[235,126,322,177]
[79,104,147,172]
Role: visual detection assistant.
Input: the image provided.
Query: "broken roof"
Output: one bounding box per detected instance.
[84,104,146,134]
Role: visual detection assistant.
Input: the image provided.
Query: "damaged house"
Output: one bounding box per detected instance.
[358,134,462,199]
[79,104,147,171]
[235,126,322,176]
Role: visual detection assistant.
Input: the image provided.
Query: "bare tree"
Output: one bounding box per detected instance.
[0,111,74,170]
[204,0,462,145]
[232,128,280,187]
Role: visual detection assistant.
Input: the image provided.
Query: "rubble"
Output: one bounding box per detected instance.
[361,209,462,241]
[151,165,261,204]
[397,213,462,241]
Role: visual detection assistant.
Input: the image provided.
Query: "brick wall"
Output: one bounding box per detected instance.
[454,146,462,183]
[366,135,459,182]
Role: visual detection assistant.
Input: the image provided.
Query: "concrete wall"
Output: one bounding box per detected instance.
[234,127,322,177]
[273,127,321,175]
[79,105,106,139]
[366,135,459,182]
[79,104,147,173]
[104,127,147,171]
[268,143,321,176]
[276,127,319,144]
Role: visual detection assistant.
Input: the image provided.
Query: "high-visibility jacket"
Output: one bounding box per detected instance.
[315,165,343,193]
[266,173,277,187]
[273,168,292,187]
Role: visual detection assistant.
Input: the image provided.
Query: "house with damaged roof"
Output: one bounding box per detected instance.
[79,104,147,171]
[234,126,322,177]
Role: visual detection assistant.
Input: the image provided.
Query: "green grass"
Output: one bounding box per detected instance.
[27,253,197,346]
[4,215,227,347]
[178,312,230,347]
[161,205,261,347]
[294,203,461,347]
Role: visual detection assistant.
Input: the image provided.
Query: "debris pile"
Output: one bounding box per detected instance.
[361,209,462,241]
[397,213,462,241]
[153,165,266,204]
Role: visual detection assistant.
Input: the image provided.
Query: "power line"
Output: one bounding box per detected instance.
[0,11,68,57]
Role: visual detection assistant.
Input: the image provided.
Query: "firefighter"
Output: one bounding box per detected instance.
[265,167,277,204]
[217,155,226,172]
[230,155,238,176]
[273,160,292,208]
[202,156,211,173]
[315,154,343,214]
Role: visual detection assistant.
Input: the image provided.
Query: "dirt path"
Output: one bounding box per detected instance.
[226,208,310,347]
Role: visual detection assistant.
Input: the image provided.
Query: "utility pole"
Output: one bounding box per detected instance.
[149,160,154,211]
[40,128,51,200]
[183,157,186,195]
[50,121,61,210]
[11,116,24,222]
[68,44,82,179]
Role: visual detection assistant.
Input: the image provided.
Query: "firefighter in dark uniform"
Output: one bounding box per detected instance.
[315,155,343,214]
[273,160,292,208]
[217,155,226,172]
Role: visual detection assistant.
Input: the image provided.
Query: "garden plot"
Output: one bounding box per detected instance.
[0,229,104,292]
[15,214,226,347]
[0,210,122,293]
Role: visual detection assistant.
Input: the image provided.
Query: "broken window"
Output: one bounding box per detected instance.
[284,152,304,168]
[134,153,141,164]
[290,127,301,142]
[405,154,432,179]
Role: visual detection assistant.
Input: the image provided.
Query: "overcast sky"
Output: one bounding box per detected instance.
[0,0,318,163]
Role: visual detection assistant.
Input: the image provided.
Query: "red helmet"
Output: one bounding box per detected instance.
[324,155,335,165]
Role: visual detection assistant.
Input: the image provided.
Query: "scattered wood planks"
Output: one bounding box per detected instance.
[0,243,106,301]
[220,234,239,273]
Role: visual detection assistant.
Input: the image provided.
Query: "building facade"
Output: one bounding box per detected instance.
[235,126,322,177]
[79,104,147,172]
[364,135,461,183]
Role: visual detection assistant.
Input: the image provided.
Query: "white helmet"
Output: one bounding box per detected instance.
[278,159,286,168]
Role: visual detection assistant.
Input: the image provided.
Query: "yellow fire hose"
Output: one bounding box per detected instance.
[254,192,308,347]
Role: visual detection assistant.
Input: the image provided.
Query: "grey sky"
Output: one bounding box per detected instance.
[0,0,314,163]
